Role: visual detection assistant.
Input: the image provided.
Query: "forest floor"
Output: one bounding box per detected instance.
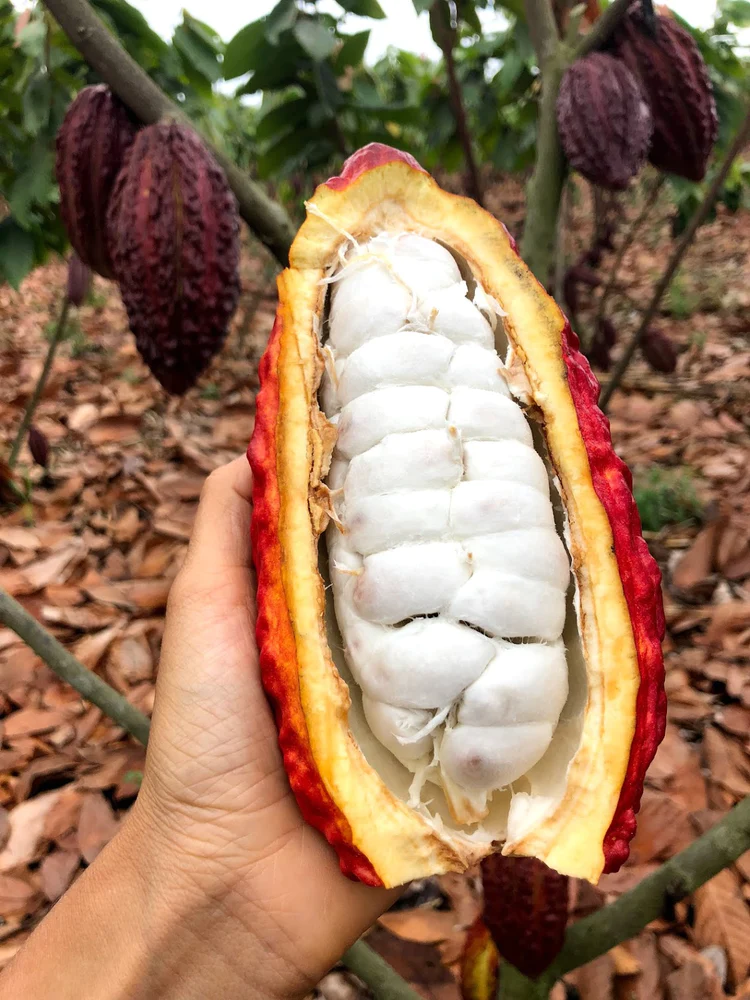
[1,176,750,999]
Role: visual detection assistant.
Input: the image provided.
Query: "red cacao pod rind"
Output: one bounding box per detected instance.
[613,5,717,182]
[27,426,49,468]
[480,855,569,979]
[67,254,91,307]
[56,85,138,279]
[108,121,241,395]
[461,918,499,1000]
[557,51,652,191]
[642,328,677,373]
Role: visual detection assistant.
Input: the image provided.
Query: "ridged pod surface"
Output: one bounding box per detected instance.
[613,5,717,181]
[480,855,569,979]
[249,144,666,889]
[557,52,652,191]
[56,85,138,279]
[107,121,241,395]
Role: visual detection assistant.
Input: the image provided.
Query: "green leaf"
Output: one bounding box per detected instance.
[411,0,435,13]
[256,96,312,141]
[266,0,298,44]
[223,19,266,79]
[293,20,337,61]
[338,0,386,17]
[0,217,36,289]
[723,0,750,26]
[90,0,167,53]
[173,19,222,83]
[313,60,343,115]
[8,144,55,229]
[334,30,370,71]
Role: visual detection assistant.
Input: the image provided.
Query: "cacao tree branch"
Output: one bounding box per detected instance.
[342,941,423,1000]
[599,99,750,411]
[498,961,555,998]
[0,587,151,746]
[551,793,750,976]
[41,0,296,266]
[595,174,665,325]
[431,0,484,205]
[9,296,70,468]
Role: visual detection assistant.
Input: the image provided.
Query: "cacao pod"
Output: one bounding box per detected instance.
[612,4,717,181]
[107,122,241,395]
[249,143,666,889]
[642,328,677,372]
[600,316,617,348]
[461,919,499,1000]
[557,52,652,191]
[67,254,91,307]
[56,85,138,279]
[481,855,569,979]
[27,426,50,469]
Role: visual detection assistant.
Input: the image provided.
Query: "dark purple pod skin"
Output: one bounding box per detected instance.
[613,5,718,182]
[27,426,50,469]
[481,855,569,980]
[557,51,652,191]
[642,329,677,373]
[107,122,241,395]
[56,86,138,279]
[67,254,92,307]
[599,316,618,348]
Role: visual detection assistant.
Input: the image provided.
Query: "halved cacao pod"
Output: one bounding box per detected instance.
[557,52,652,191]
[249,144,666,889]
[612,4,717,182]
[56,85,138,279]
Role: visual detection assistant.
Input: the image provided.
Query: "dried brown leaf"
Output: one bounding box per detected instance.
[0,874,41,919]
[76,792,119,863]
[40,850,80,901]
[694,868,750,987]
[378,909,459,945]
[0,790,64,872]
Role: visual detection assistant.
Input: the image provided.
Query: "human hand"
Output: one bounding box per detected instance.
[2,456,397,1000]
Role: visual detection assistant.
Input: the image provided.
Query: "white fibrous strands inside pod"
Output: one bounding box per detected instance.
[322,232,571,824]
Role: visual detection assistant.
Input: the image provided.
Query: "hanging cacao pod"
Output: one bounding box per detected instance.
[67,254,92,307]
[612,4,717,181]
[557,52,652,191]
[642,328,677,372]
[108,122,241,395]
[249,144,666,888]
[56,85,138,279]
[481,855,569,979]
[27,426,50,469]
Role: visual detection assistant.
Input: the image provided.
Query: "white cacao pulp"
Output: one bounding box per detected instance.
[322,233,571,824]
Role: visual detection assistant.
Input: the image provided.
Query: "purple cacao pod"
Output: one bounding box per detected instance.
[557,52,652,191]
[612,5,717,182]
[107,122,241,395]
[67,254,92,307]
[642,328,677,372]
[56,85,138,278]
[28,426,50,468]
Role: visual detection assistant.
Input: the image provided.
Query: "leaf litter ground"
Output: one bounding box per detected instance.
[1,186,750,998]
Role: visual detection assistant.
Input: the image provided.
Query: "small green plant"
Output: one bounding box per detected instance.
[124,770,143,788]
[200,382,221,400]
[634,466,704,532]
[86,286,109,310]
[120,367,141,384]
[664,272,701,319]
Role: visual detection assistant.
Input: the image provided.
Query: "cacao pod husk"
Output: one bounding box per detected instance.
[480,855,569,979]
[612,5,717,181]
[108,121,241,395]
[56,85,138,279]
[67,254,91,307]
[27,426,49,469]
[461,918,499,1000]
[557,52,652,191]
[642,328,677,372]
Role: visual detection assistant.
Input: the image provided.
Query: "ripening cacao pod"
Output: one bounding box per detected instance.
[56,85,138,279]
[461,919,499,1000]
[481,855,569,979]
[67,254,91,307]
[612,5,717,181]
[249,144,666,888]
[557,52,652,191]
[107,122,241,395]
[642,328,677,372]
[27,426,49,469]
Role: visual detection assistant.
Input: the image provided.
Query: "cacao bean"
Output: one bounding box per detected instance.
[27,426,49,469]
[56,85,138,278]
[107,121,241,395]
[557,52,652,191]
